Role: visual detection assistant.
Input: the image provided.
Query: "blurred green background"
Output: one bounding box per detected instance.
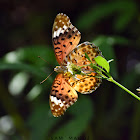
[0,0,140,140]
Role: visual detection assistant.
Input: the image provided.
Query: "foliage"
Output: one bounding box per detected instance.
[0,0,140,140]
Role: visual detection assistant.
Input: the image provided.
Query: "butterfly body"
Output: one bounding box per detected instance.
[49,13,102,117]
[54,65,67,73]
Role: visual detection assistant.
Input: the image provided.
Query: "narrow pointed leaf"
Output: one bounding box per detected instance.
[85,53,92,63]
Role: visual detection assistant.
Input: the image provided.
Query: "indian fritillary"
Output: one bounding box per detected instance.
[50,13,102,117]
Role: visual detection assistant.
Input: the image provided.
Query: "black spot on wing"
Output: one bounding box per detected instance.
[68,90,70,93]
[54,47,60,50]
[55,51,62,54]
[68,35,72,39]
[61,38,65,40]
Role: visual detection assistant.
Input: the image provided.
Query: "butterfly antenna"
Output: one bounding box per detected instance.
[38,56,50,65]
[40,71,54,84]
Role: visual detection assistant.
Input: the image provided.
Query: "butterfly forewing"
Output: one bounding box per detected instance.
[52,13,81,65]
[50,74,78,117]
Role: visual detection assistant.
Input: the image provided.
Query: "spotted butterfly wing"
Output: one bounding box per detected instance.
[52,13,81,65]
[50,74,78,117]
[64,42,102,94]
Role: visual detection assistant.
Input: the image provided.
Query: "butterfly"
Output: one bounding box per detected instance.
[50,13,102,117]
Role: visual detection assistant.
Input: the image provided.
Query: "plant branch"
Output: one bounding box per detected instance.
[108,77,140,101]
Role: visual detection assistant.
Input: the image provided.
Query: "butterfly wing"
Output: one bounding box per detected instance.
[67,72,102,94]
[64,42,102,94]
[50,73,78,117]
[64,41,102,67]
[52,13,81,65]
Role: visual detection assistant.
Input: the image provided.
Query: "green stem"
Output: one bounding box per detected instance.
[79,54,140,101]
[90,63,111,79]
[108,77,140,101]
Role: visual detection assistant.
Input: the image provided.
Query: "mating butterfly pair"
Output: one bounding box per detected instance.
[50,13,102,117]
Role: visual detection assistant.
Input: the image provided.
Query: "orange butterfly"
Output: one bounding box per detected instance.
[50,13,102,117]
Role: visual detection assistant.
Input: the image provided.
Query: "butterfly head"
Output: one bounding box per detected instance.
[54,66,68,73]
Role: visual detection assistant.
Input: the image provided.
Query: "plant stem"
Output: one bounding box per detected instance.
[108,77,140,101]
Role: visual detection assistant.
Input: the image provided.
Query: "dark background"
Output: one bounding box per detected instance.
[0,0,140,140]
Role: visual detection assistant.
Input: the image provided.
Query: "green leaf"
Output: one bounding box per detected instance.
[85,53,92,63]
[92,36,117,78]
[94,56,110,72]
[3,45,57,67]
[0,62,48,78]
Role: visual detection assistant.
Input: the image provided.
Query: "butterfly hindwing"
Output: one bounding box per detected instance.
[67,72,102,94]
[52,13,81,65]
[64,42,102,94]
[50,73,78,117]
[64,42,102,67]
